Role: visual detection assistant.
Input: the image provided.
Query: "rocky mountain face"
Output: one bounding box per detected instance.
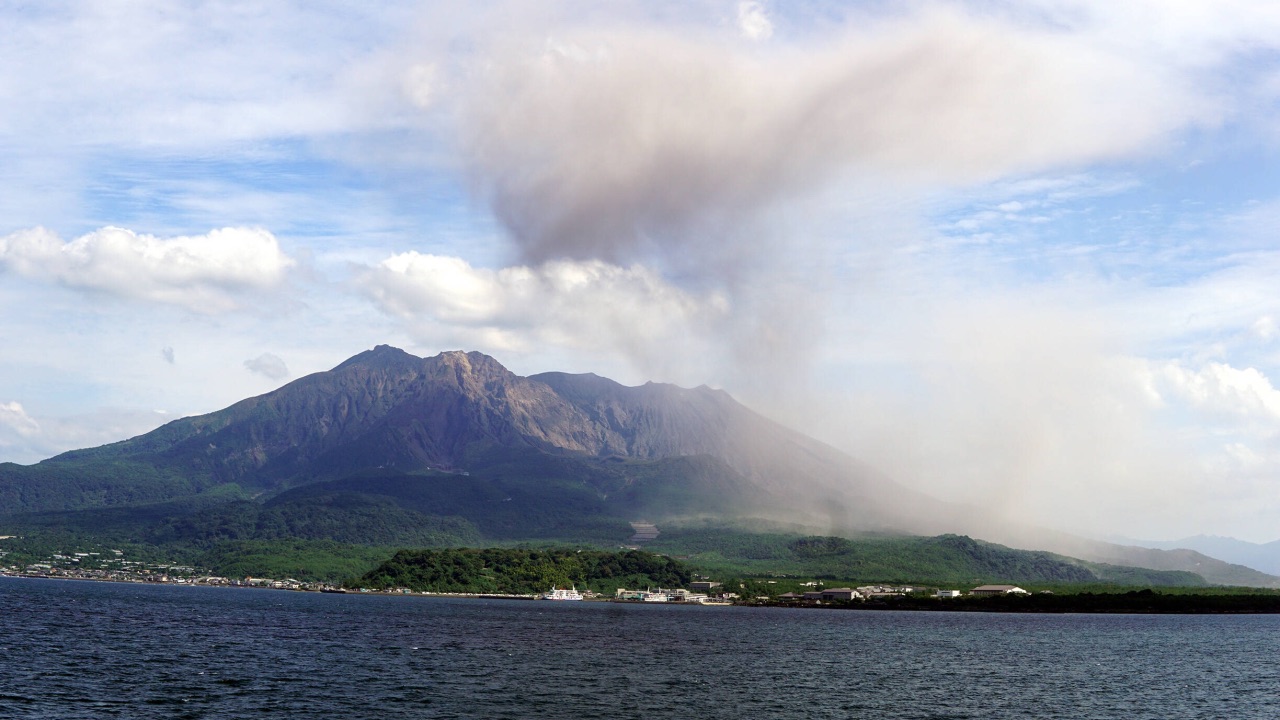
[1,346,944,531]
[59,347,602,485]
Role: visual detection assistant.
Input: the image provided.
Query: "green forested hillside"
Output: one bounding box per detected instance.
[648,528,1209,586]
[352,547,691,594]
[2,452,755,550]
[5,489,482,549]
[195,539,400,583]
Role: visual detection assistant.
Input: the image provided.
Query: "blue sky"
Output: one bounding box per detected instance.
[3,0,1280,543]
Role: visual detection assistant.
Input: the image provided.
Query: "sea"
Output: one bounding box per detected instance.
[2,577,1278,719]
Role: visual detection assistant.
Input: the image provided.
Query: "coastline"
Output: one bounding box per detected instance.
[6,574,1280,613]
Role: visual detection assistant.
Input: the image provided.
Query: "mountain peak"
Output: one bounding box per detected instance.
[435,349,497,369]
[332,344,420,371]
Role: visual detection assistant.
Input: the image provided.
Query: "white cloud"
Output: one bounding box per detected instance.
[0,226,295,312]
[1156,361,1280,422]
[356,252,730,378]
[244,353,290,381]
[737,1,773,41]
[1253,315,1278,341]
[402,63,439,109]
[0,401,39,438]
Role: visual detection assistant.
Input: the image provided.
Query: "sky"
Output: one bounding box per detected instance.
[3,0,1280,544]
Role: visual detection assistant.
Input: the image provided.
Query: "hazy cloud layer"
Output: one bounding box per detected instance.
[0,2,420,147]
[0,226,295,312]
[442,5,1211,275]
[0,403,182,463]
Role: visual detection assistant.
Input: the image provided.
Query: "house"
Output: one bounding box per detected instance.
[970,584,1029,596]
[935,590,962,598]
[819,588,861,601]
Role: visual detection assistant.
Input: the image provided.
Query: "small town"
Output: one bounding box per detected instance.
[0,546,340,592]
[1,541,1032,602]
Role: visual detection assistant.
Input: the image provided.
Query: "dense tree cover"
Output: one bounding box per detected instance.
[278,467,664,542]
[5,503,1221,590]
[196,539,396,582]
[3,491,483,549]
[647,528,1208,586]
[352,548,691,594]
[0,459,209,514]
[1085,564,1207,587]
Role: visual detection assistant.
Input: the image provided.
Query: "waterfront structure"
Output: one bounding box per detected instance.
[970,584,1029,596]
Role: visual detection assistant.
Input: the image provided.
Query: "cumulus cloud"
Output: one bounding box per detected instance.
[356,252,730,378]
[244,353,290,381]
[1156,361,1280,422]
[0,226,295,312]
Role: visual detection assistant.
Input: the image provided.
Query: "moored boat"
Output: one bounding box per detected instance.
[540,585,583,601]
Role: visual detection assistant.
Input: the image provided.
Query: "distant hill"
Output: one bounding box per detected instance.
[645,528,1209,587]
[986,525,1280,588]
[1112,535,1280,577]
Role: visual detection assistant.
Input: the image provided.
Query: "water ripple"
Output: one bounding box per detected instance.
[3,578,1279,719]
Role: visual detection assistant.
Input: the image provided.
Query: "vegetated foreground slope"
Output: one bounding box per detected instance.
[646,528,1209,587]
[353,547,690,594]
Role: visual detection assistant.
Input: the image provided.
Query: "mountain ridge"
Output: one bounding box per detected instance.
[3,347,947,529]
[1111,534,1280,576]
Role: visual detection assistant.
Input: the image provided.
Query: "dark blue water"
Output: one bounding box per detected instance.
[2,577,1278,719]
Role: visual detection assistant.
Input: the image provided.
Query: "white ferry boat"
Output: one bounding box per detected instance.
[540,586,583,601]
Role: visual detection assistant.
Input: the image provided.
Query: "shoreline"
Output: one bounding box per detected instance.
[6,574,1280,613]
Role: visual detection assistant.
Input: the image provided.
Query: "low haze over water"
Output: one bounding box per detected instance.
[3,578,1278,719]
